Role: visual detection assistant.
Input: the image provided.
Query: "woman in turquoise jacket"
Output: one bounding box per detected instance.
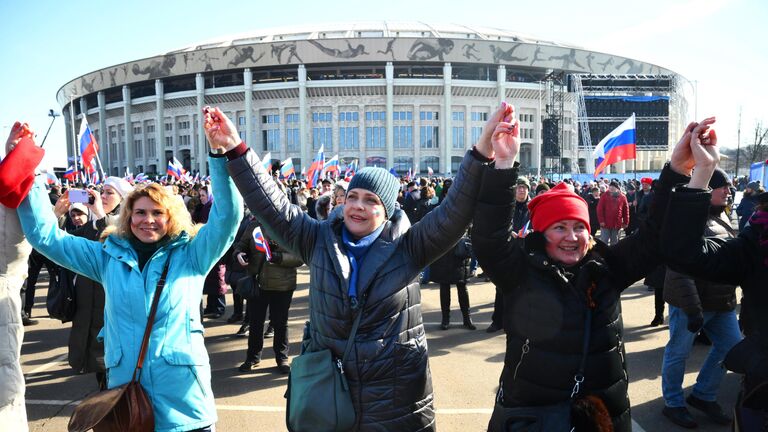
[18,152,243,432]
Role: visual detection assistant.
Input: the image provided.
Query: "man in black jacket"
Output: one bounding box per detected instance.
[660,168,742,428]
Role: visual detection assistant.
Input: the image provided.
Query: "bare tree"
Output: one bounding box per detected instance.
[745,121,768,164]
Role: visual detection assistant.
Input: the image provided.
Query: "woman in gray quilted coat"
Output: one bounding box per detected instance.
[202,105,503,431]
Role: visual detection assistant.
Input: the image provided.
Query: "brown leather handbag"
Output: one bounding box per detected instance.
[68,261,171,432]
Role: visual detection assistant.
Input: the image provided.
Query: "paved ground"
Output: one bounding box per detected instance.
[21,267,739,431]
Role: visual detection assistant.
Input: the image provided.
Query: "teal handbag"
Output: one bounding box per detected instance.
[285,304,365,432]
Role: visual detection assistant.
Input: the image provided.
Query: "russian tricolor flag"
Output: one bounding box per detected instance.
[324,154,340,178]
[252,226,272,261]
[593,114,636,177]
[306,145,324,188]
[344,159,358,181]
[280,158,295,179]
[261,152,273,174]
[78,119,99,173]
[166,157,183,179]
[63,165,78,181]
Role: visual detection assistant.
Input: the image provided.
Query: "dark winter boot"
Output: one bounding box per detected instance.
[457,283,475,330]
[440,312,450,330]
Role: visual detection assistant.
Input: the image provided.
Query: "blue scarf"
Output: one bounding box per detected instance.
[341,223,386,308]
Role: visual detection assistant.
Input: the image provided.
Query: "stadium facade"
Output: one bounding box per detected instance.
[57,22,689,178]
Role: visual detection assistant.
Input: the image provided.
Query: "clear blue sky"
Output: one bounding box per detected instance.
[1,0,765,170]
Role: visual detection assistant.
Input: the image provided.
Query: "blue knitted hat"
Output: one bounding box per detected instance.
[347,167,400,218]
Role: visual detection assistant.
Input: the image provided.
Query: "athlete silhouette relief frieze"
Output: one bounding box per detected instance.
[271,43,303,64]
[80,76,96,94]
[597,56,614,72]
[489,43,528,64]
[223,46,265,67]
[377,38,396,61]
[617,58,645,74]
[407,39,454,61]
[462,43,481,61]
[530,46,547,66]
[308,40,369,58]
[548,49,584,70]
[132,54,177,79]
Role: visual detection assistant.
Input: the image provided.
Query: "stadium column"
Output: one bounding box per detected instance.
[155,80,165,174]
[279,106,286,161]
[497,65,506,107]
[123,86,134,176]
[413,103,420,175]
[244,69,253,149]
[385,62,394,170]
[443,62,452,176]
[98,91,109,175]
[195,73,207,176]
[298,65,308,174]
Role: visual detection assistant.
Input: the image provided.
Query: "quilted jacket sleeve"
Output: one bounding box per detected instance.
[17,177,105,282]
[187,155,244,274]
[470,165,526,291]
[226,148,319,264]
[400,150,488,268]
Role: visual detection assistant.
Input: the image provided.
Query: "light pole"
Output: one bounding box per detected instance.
[40,109,60,148]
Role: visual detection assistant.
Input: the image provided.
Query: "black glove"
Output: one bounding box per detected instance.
[687,311,704,334]
[270,251,283,264]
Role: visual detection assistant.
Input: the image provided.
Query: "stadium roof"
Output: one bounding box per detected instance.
[167,21,580,54]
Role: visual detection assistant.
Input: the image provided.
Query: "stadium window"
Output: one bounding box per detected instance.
[452,112,465,122]
[238,116,246,125]
[452,127,465,149]
[165,136,173,148]
[134,140,142,157]
[471,112,488,122]
[340,127,359,150]
[471,127,482,146]
[393,156,413,174]
[420,156,439,174]
[394,126,413,149]
[420,126,439,149]
[451,156,463,173]
[287,128,300,151]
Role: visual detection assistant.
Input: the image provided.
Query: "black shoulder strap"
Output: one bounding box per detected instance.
[571,309,593,398]
[341,296,367,362]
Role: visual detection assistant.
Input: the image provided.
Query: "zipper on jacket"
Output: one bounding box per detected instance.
[336,358,349,391]
[512,338,530,380]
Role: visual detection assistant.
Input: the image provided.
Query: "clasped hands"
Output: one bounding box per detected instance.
[476,102,521,169]
[202,106,241,153]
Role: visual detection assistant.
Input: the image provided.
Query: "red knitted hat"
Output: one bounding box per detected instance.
[527,182,591,233]
[0,129,45,209]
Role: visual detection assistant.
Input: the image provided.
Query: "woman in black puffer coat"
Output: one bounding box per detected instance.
[429,229,475,330]
[472,110,697,432]
[203,105,503,431]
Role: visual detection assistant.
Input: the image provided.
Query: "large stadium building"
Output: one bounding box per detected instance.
[58,22,690,178]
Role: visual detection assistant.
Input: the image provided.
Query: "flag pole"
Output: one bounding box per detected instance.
[69,94,81,183]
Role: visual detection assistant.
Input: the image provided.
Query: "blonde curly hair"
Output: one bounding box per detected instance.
[106,183,199,242]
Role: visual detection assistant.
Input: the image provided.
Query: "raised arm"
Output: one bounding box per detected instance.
[399,103,502,267]
[18,177,106,282]
[604,122,697,288]
[187,154,244,274]
[203,106,319,263]
[471,102,526,288]
[662,117,754,284]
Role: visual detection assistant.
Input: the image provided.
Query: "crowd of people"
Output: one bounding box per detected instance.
[0,103,766,431]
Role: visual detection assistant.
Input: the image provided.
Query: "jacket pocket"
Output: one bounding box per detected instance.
[104,346,123,369]
[394,335,429,404]
[162,345,209,366]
